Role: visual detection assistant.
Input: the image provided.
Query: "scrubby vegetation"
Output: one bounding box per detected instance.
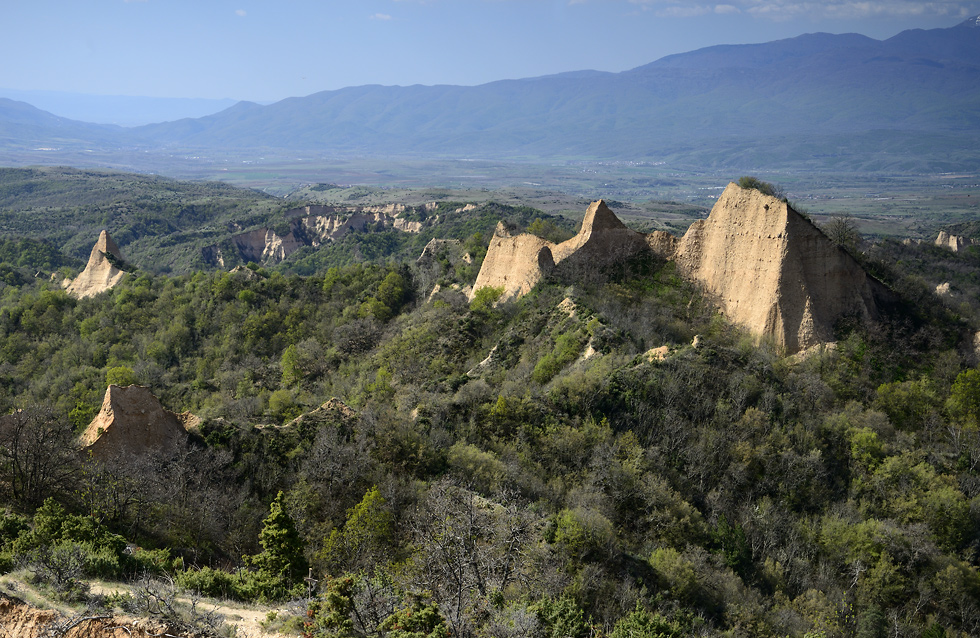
[1,179,980,637]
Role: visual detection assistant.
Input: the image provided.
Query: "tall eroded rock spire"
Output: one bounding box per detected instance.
[65,230,127,298]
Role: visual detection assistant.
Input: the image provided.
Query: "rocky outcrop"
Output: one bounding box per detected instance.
[471,222,557,302]
[551,200,650,265]
[472,185,889,353]
[80,385,192,460]
[669,183,888,352]
[203,204,437,267]
[65,231,127,299]
[284,398,356,429]
[935,231,976,252]
[471,200,649,302]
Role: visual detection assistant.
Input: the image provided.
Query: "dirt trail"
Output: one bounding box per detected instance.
[89,582,287,637]
[0,576,289,638]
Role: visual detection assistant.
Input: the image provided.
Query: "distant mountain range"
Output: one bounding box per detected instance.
[2,15,979,172]
[0,90,238,127]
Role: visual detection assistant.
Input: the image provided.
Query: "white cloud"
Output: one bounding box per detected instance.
[623,0,979,20]
[370,12,393,20]
[235,9,247,17]
[656,4,712,16]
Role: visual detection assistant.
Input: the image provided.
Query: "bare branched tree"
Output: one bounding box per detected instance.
[0,407,79,507]
[825,214,861,254]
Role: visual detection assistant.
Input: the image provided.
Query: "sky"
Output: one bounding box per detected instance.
[3,0,979,103]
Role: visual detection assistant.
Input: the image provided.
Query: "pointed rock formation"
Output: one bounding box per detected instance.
[551,200,651,266]
[471,184,891,354]
[935,231,976,252]
[471,201,649,302]
[80,385,192,460]
[669,183,889,352]
[471,222,557,302]
[65,231,127,299]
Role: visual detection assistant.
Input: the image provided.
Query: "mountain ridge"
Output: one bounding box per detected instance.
[1,16,978,170]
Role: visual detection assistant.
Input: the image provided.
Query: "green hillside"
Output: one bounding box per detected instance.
[1,188,979,636]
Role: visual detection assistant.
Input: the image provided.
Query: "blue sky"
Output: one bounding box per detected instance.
[3,0,979,102]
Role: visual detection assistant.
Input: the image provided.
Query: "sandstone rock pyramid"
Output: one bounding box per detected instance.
[65,230,127,299]
[471,200,649,302]
[935,230,976,252]
[470,184,891,353]
[668,183,889,352]
[80,385,192,460]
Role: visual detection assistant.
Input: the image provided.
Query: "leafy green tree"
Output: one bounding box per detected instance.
[306,575,358,637]
[379,601,450,638]
[947,369,980,428]
[875,379,939,430]
[710,514,751,577]
[532,596,589,638]
[737,176,784,199]
[551,507,615,562]
[610,605,685,638]
[469,285,503,314]
[318,486,394,575]
[855,604,886,638]
[105,365,137,387]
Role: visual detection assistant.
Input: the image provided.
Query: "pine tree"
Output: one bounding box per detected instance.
[245,491,308,597]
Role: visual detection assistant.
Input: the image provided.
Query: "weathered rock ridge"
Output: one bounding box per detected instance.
[65,231,127,299]
[471,200,649,302]
[935,230,977,252]
[668,183,888,352]
[471,184,890,352]
[203,203,460,267]
[80,385,193,460]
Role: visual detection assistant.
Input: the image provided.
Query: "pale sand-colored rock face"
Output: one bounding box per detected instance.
[80,385,191,460]
[65,230,127,299]
[471,222,557,302]
[471,200,649,302]
[672,183,884,352]
[470,186,887,353]
[207,204,434,267]
[935,231,976,252]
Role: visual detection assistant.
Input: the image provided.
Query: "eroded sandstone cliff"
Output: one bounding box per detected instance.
[65,231,127,299]
[470,185,889,353]
[670,183,888,352]
[80,385,193,460]
[471,200,649,301]
[203,203,443,267]
[936,230,977,252]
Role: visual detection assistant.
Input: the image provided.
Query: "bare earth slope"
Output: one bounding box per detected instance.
[65,231,126,299]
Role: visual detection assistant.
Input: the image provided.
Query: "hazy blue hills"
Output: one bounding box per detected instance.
[3,16,980,172]
[0,90,238,127]
[0,98,123,149]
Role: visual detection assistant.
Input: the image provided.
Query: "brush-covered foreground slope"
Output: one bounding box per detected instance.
[1,216,979,637]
